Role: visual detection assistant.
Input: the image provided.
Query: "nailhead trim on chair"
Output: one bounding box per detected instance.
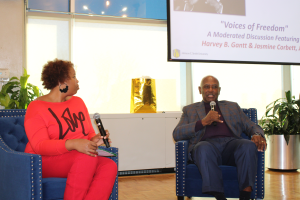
[115,149,118,200]
[251,108,264,199]
[176,141,187,197]
[176,143,179,196]
[261,152,265,199]
[31,157,34,198]
[0,140,9,152]
[39,156,42,199]
[30,155,44,200]
[0,110,26,118]
[0,136,24,155]
[108,147,118,200]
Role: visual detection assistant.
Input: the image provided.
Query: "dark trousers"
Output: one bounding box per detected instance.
[191,137,257,193]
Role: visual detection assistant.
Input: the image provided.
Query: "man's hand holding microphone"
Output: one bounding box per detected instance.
[201,101,223,126]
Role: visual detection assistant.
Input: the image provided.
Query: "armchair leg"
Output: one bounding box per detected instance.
[177,196,184,200]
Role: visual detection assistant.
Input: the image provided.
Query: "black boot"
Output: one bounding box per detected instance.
[208,191,227,200]
[239,191,251,200]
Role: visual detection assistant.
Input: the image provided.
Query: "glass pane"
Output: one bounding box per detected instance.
[27,18,70,95]
[28,0,69,12]
[292,65,300,100]
[192,63,282,119]
[73,21,180,113]
[75,0,166,20]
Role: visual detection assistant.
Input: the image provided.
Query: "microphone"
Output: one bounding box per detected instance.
[210,101,217,126]
[93,113,110,148]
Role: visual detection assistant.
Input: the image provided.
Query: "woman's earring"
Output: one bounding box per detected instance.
[59,83,68,93]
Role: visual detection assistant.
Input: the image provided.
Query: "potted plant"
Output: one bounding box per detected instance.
[259,90,300,170]
[0,68,42,109]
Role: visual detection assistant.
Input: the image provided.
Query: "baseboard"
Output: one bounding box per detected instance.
[118,167,175,176]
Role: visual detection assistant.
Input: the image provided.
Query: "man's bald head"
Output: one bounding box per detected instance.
[200,76,220,87]
[199,75,221,103]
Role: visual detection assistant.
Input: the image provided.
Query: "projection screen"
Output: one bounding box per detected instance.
[167,0,300,65]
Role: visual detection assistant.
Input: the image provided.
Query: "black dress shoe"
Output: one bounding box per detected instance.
[239,191,251,200]
[207,191,227,200]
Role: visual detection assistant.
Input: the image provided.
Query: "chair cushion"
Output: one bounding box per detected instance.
[0,117,28,152]
[42,178,67,200]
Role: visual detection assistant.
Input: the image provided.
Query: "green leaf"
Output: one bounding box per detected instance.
[32,86,40,97]
[284,134,290,145]
[7,99,17,109]
[271,124,274,134]
[285,90,292,103]
[20,74,30,89]
[6,81,20,85]
[6,85,19,94]
[0,94,10,107]
[265,107,273,116]
[279,110,287,123]
[273,104,280,116]
[1,83,11,93]
[9,77,19,81]
[15,100,19,108]
[19,88,29,109]
[283,118,289,131]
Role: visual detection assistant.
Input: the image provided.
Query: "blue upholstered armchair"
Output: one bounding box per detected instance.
[0,109,118,200]
[175,108,264,200]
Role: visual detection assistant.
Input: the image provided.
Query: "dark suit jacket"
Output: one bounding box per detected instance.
[173,100,264,160]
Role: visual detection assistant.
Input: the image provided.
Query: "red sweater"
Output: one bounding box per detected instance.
[24,96,96,155]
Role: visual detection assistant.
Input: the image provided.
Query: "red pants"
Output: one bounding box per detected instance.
[42,150,118,200]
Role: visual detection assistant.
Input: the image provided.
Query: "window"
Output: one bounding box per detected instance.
[291,65,300,100]
[27,17,70,96]
[26,16,181,113]
[192,63,282,119]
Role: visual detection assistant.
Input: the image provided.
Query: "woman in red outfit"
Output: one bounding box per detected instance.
[24,59,117,200]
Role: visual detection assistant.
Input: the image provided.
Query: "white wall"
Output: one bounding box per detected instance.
[0,0,24,78]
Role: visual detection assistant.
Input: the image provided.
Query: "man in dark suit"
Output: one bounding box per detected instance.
[173,76,267,200]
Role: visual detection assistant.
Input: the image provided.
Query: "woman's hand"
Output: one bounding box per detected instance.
[65,139,98,157]
[91,130,112,146]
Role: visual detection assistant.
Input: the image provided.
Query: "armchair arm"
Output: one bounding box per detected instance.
[0,137,42,200]
[255,151,265,199]
[107,146,119,200]
[175,140,189,197]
